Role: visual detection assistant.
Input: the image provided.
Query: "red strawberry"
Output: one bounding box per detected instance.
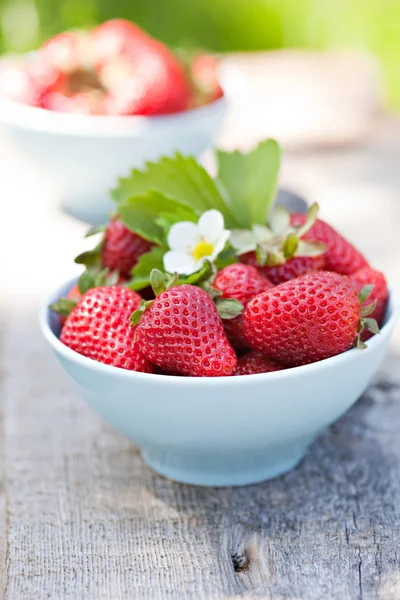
[240,251,325,285]
[61,286,155,372]
[135,284,237,377]
[350,267,388,338]
[243,271,361,366]
[102,218,153,279]
[41,31,89,73]
[91,19,151,65]
[92,19,191,115]
[0,61,41,105]
[41,90,104,114]
[214,264,273,351]
[191,54,224,105]
[290,214,369,275]
[235,353,286,376]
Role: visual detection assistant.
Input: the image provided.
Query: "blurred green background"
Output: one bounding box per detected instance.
[0,0,399,107]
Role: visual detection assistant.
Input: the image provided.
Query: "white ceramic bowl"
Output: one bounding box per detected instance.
[40,279,399,487]
[0,95,227,224]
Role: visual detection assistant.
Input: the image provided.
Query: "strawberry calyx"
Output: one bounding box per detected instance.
[49,297,77,318]
[130,265,243,326]
[355,284,380,349]
[49,267,120,319]
[130,269,178,325]
[230,202,327,268]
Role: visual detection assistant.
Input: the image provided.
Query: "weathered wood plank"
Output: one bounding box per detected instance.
[2,308,400,599]
[0,316,9,600]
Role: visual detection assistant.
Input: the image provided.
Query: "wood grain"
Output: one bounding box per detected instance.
[0,318,8,600]
[1,309,400,599]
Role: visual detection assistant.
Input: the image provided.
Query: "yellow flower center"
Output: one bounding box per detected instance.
[192,240,214,261]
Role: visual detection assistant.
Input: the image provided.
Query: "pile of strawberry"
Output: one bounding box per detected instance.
[0,19,222,115]
[52,208,388,377]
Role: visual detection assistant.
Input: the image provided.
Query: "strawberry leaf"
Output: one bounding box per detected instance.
[78,270,96,294]
[85,224,106,238]
[119,191,198,245]
[128,246,166,291]
[216,139,281,228]
[49,298,77,318]
[74,242,103,268]
[363,317,380,334]
[360,299,377,317]
[150,269,166,296]
[359,284,374,304]
[215,298,243,320]
[112,153,235,227]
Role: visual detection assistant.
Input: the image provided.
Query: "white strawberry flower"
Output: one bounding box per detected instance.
[163,209,230,275]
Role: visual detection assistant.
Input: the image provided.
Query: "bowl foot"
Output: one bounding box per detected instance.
[141,443,309,487]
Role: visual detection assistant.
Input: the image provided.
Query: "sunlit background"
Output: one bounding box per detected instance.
[0,0,399,107]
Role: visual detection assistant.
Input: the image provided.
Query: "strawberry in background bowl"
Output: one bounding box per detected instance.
[0,19,226,224]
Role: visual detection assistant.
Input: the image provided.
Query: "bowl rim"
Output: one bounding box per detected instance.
[0,92,227,137]
[39,277,400,386]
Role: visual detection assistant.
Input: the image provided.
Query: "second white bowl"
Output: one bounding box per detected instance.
[0,95,227,224]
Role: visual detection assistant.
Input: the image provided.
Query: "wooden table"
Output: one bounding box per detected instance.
[1,53,400,599]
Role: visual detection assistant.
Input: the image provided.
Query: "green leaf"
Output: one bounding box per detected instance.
[129,246,166,291]
[361,299,377,318]
[356,336,368,350]
[78,269,96,294]
[165,272,180,289]
[150,269,166,296]
[176,260,214,285]
[85,224,106,238]
[112,153,235,227]
[216,139,281,228]
[282,233,299,259]
[363,318,380,334]
[130,309,143,326]
[94,267,111,287]
[359,284,374,304]
[105,270,120,286]
[74,242,102,268]
[119,191,198,245]
[49,298,77,318]
[215,245,239,269]
[215,298,243,320]
[295,202,320,239]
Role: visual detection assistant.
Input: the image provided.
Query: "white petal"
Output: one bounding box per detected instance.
[163,250,198,275]
[211,230,231,259]
[167,221,199,251]
[198,210,224,243]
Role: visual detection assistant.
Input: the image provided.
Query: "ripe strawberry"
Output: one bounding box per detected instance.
[135,284,237,377]
[92,19,191,115]
[350,267,388,339]
[290,214,369,275]
[214,264,273,351]
[102,218,153,279]
[41,90,104,114]
[235,353,286,376]
[61,286,156,372]
[240,251,325,285]
[0,61,41,105]
[191,54,224,105]
[243,272,361,366]
[41,31,90,73]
